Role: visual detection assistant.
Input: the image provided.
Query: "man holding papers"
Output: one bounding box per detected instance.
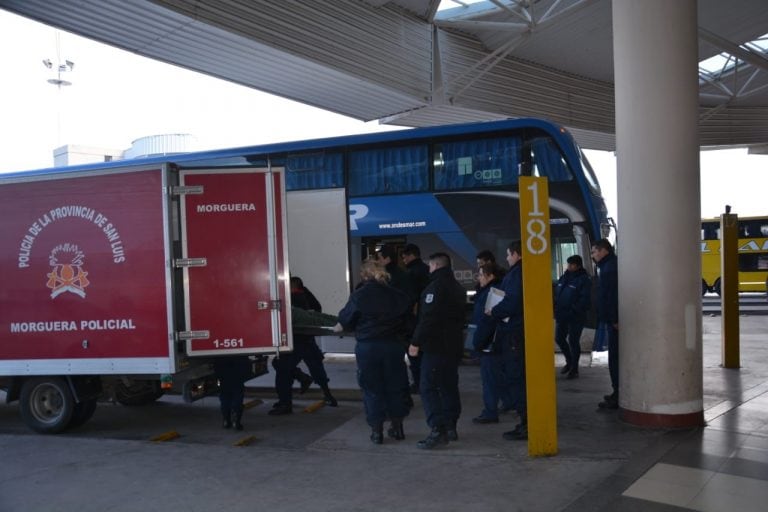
[487,241,528,441]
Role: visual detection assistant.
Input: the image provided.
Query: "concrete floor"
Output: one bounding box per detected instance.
[0,315,766,512]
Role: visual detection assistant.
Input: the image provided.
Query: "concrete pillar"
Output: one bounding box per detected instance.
[612,0,704,427]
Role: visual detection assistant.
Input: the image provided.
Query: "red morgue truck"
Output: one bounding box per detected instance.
[0,163,293,433]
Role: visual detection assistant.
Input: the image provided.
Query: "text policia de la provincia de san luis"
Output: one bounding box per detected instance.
[17,205,126,268]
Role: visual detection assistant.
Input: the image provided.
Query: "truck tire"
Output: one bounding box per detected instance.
[19,377,75,434]
[714,278,721,297]
[702,279,709,296]
[68,398,98,429]
[114,380,164,406]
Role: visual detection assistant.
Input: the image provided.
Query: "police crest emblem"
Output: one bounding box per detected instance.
[47,243,90,299]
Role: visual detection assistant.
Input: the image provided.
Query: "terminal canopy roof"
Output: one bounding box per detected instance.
[2,0,768,150]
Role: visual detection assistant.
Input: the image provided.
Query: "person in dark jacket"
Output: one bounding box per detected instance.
[554,254,592,379]
[376,244,417,303]
[401,243,430,393]
[337,260,413,445]
[408,252,466,449]
[288,277,320,394]
[269,277,337,416]
[473,249,504,297]
[591,239,619,409]
[213,355,253,430]
[471,262,512,424]
[489,241,527,441]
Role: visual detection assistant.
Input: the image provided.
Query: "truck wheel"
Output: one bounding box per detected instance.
[702,279,709,296]
[114,380,164,406]
[19,377,75,434]
[714,278,721,297]
[68,399,98,429]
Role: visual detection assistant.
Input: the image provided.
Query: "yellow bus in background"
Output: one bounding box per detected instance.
[701,216,768,295]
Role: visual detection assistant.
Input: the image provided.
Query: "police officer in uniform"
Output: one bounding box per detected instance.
[401,243,430,393]
[213,355,252,430]
[269,277,337,415]
[553,254,591,379]
[489,241,528,441]
[337,260,413,444]
[408,252,466,449]
[592,239,619,409]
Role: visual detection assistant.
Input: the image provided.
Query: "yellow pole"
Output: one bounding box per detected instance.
[720,211,740,368]
[519,176,557,456]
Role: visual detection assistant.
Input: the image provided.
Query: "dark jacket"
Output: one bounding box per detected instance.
[595,252,618,324]
[471,277,502,352]
[491,261,524,332]
[386,262,418,305]
[405,258,430,298]
[213,356,252,391]
[291,287,321,313]
[291,287,322,344]
[554,268,591,323]
[411,266,466,357]
[337,280,412,342]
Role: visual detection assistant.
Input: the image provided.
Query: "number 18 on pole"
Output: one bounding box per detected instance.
[519,176,557,456]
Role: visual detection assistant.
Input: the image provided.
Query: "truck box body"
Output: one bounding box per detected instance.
[0,163,291,432]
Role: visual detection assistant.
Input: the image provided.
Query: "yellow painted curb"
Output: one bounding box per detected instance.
[303,400,325,413]
[150,430,180,442]
[244,399,263,410]
[234,435,256,447]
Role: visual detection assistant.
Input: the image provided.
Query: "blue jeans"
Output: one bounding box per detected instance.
[355,340,409,427]
[479,352,511,419]
[420,352,461,430]
[555,320,584,369]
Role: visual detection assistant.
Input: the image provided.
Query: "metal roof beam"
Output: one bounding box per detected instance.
[434,19,528,31]
[699,27,768,73]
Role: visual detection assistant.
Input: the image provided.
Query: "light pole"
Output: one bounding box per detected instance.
[43,32,75,147]
[43,58,74,88]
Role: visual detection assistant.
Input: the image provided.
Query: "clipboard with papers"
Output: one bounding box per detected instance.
[485,287,509,323]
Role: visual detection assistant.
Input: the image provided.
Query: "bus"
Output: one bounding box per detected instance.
[6,118,612,314]
[701,216,768,295]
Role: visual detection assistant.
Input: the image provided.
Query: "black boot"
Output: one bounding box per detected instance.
[268,402,293,415]
[502,421,528,440]
[370,424,384,445]
[447,421,458,442]
[222,412,232,429]
[296,369,313,394]
[387,419,405,441]
[417,428,449,449]
[321,384,338,407]
[233,408,244,431]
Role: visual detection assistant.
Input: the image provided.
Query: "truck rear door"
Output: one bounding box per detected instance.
[178,167,291,356]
